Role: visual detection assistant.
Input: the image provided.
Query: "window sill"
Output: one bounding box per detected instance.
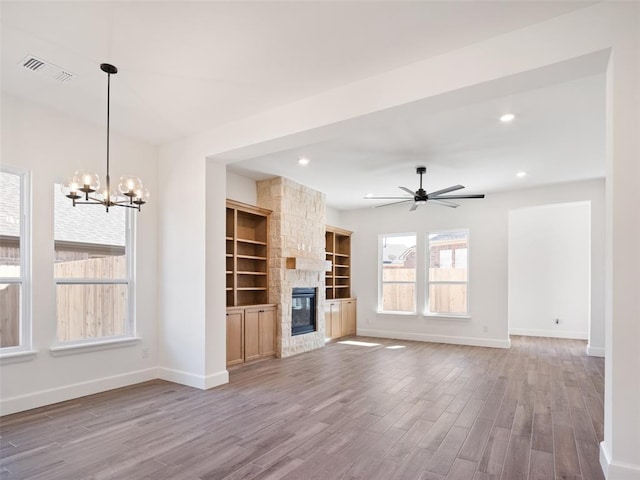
[376,310,418,317]
[49,336,141,357]
[425,313,471,320]
[0,349,39,364]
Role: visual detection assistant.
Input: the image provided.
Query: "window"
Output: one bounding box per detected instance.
[427,230,469,316]
[54,185,135,343]
[379,233,416,313]
[0,167,31,352]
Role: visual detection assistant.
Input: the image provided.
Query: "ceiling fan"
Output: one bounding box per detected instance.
[365,166,485,211]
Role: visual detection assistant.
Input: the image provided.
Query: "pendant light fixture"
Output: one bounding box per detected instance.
[62,63,149,212]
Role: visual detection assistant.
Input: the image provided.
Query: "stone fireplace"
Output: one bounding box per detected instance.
[257,177,327,357]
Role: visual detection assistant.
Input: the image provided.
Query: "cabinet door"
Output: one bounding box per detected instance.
[259,306,276,357]
[226,309,244,366]
[324,302,334,339]
[330,301,342,338]
[244,308,261,362]
[343,299,357,336]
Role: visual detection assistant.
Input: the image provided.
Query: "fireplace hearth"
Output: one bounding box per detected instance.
[291,288,316,336]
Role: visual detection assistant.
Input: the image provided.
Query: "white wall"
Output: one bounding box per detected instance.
[0,94,159,414]
[325,207,345,229]
[508,202,591,340]
[226,171,257,205]
[342,180,604,351]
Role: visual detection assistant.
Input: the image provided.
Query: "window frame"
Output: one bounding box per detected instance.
[0,166,32,356]
[378,232,417,314]
[426,228,470,318]
[53,192,137,346]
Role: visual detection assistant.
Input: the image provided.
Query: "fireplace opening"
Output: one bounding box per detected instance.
[291,288,317,336]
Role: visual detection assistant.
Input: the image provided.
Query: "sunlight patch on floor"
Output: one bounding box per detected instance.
[338,340,381,347]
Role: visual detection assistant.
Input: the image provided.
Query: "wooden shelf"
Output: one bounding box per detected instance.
[325,225,352,300]
[227,200,272,307]
[237,238,267,246]
[237,255,267,260]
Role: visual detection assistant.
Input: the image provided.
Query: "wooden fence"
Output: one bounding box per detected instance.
[55,256,127,342]
[382,266,467,313]
[0,284,20,347]
[0,256,127,345]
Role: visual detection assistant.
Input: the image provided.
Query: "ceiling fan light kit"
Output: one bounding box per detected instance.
[365,166,485,211]
[61,63,149,212]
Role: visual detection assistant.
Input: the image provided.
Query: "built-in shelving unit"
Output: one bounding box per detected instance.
[325,226,352,300]
[226,200,272,307]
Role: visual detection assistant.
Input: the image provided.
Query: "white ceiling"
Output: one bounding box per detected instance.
[1,1,605,210]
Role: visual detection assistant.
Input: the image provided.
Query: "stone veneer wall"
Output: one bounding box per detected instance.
[257,177,326,357]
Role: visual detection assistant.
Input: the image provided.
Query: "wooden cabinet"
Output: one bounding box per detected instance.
[325,300,342,339]
[226,305,276,367]
[342,298,357,336]
[226,200,271,307]
[325,226,352,300]
[324,298,357,340]
[226,308,245,366]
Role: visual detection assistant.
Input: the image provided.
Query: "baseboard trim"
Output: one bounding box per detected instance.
[0,368,158,416]
[587,345,605,357]
[357,329,511,349]
[157,367,229,390]
[600,441,640,479]
[509,328,588,340]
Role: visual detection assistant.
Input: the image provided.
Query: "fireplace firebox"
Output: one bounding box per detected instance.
[291,288,317,336]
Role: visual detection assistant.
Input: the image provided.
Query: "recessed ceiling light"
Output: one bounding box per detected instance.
[516,171,527,178]
[298,157,310,166]
[500,113,515,123]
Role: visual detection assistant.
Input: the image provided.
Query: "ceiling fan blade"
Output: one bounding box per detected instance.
[398,186,416,196]
[372,199,413,208]
[431,194,485,200]
[427,184,465,197]
[430,199,459,208]
[365,196,413,200]
[409,202,419,211]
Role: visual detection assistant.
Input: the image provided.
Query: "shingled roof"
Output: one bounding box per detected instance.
[0,172,125,246]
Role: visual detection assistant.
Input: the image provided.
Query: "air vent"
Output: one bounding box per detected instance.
[18,55,76,83]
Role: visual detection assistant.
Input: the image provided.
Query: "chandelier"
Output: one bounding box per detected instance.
[62,63,149,212]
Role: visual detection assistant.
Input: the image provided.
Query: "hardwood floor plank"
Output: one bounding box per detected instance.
[445,458,478,480]
[386,419,434,463]
[528,449,554,480]
[553,420,582,479]
[499,433,530,480]
[576,440,605,480]
[0,336,605,480]
[531,412,553,454]
[458,417,494,462]
[419,412,459,451]
[425,426,469,475]
[454,398,485,429]
[477,427,511,476]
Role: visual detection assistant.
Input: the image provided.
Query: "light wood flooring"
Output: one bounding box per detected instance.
[0,336,605,480]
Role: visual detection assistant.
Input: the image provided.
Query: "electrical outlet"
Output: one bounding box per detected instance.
[141,347,150,359]
[483,325,488,333]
